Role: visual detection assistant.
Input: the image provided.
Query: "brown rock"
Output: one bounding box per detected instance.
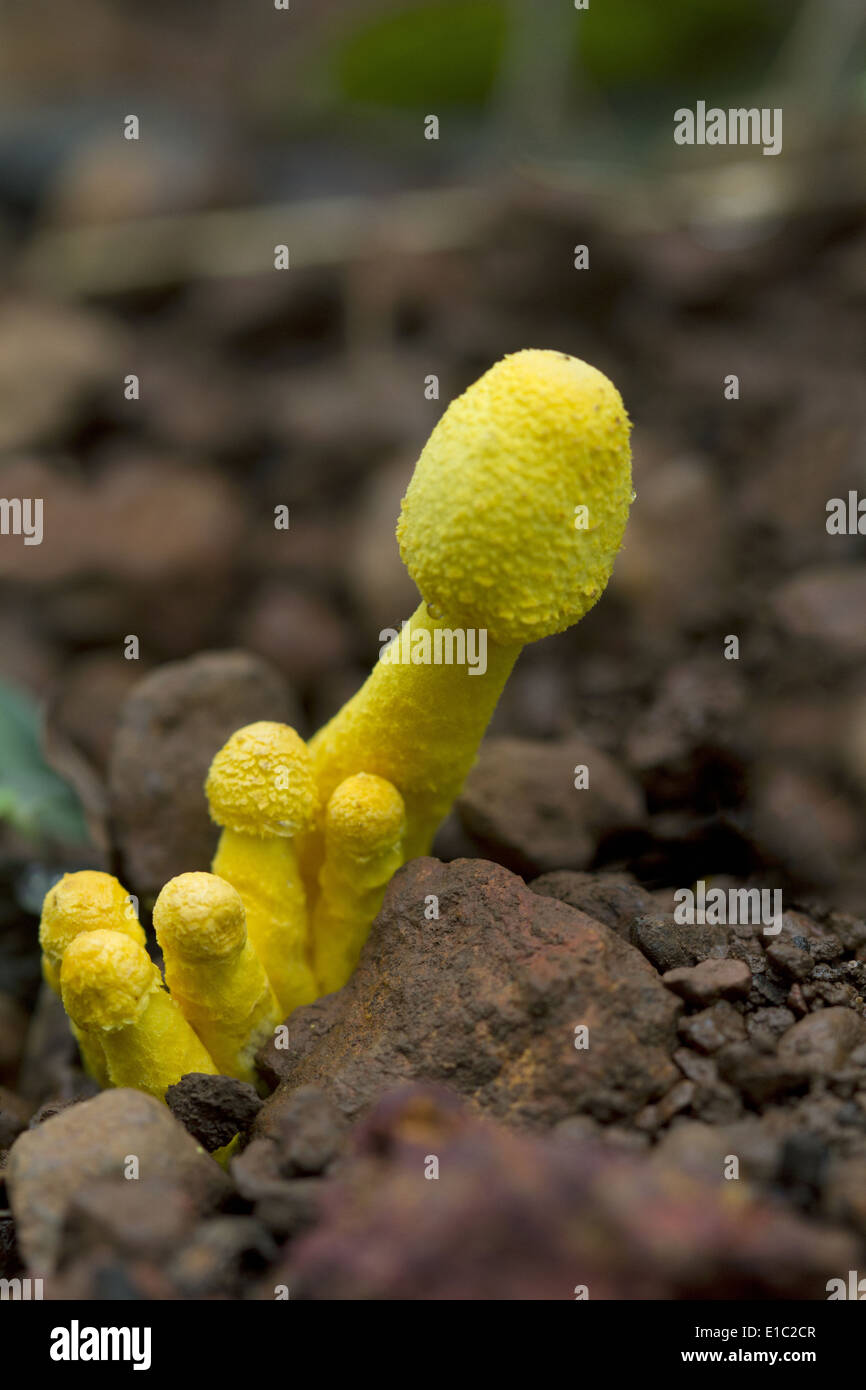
[766,940,813,981]
[771,566,866,655]
[530,870,657,941]
[752,765,861,888]
[61,1178,197,1263]
[457,736,646,876]
[253,1085,346,1176]
[81,455,246,588]
[0,455,244,591]
[230,1139,326,1239]
[631,914,729,973]
[169,1216,277,1298]
[275,1084,856,1300]
[663,958,752,1006]
[231,1138,290,1203]
[673,1048,720,1087]
[611,452,730,631]
[258,858,681,1126]
[254,1180,323,1241]
[6,1089,230,1273]
[825,913,866,954]
[634,1079,696,1132]
[716,1043,811,1107]
[777,1008,866,1077]
[166,1073,262,1152]
[655,1116,782,1187]
[46,1252,177,1302]
[624,656,746,774]
[671,1049,743,1124]
[108,650,297,895]
[678,1001,747,1053]
[0,300,123,452]
[242,585,349,686]
[774,910,839,945]
[747,1006,797,1043]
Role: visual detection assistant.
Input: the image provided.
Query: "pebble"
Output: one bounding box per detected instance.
[253,1084,346,1176]
[6,1088,230,1273]
[166,1073,262,1152]
[632,914,728,973]
[663,958,752,1005]
[677,1000,747,1053]
[777,1007,866,1077]
[457,736,646,876]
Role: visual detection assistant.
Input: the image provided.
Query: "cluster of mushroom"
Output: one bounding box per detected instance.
[38,350,633,1104]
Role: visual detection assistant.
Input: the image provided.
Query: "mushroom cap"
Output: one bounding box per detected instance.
[325,772,406,860]
[205,721,319,837]
[39,870,145,971]
[60,929,160,1031]
[153,871,246,962]
[396,349,633,646]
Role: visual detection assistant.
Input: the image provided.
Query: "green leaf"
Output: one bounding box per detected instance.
[335,0,508,110]
[0,680,90,845]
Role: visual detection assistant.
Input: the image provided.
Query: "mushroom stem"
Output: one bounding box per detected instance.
[212,832,316,1016]
[154,872,281,1086]
[60,930,217,1100]
[305,607,517,870]
[313,772,406,993]
[205,722,320,1018]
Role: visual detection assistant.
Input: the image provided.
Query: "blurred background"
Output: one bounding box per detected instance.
[0,0,865,992]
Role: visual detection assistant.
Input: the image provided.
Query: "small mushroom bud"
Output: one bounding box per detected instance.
[205,721,320,1016]
[60,929,217,1100]
[153,872,281,1087]
[39,870,146,1086]
[313,773,406,995]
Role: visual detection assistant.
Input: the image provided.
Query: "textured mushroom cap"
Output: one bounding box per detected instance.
[396,349,633,645]
[326,773,406,860]
[39,870,144,970]
[60,929,160,1031]
[153,872,246,962]
[205,721,319,837]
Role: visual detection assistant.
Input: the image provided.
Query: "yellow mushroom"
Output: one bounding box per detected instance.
[304,350,633,868]
[313,773,406,994]
[153,872,281,1088]
[39,870,146,1086]
[206,721,320,1017]
[60,929,217,1100]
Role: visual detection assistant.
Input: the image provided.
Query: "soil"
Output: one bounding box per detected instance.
[0,160,864,1298]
